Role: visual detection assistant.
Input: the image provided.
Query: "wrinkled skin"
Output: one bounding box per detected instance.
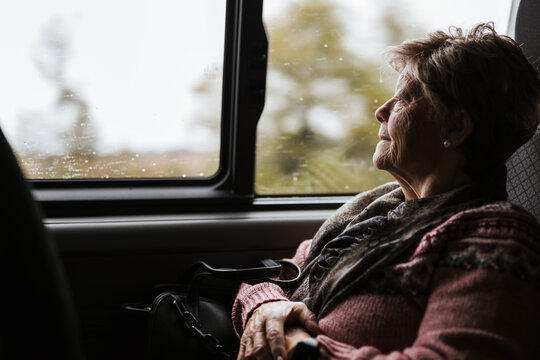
[237,301,322,360]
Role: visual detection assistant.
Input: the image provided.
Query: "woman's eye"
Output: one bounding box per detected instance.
[393,100,405,110]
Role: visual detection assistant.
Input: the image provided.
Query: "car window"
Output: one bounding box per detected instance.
[256,0,513,195]
[0,0,226,180]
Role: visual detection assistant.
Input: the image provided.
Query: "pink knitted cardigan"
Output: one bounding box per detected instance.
[232,202,540,359]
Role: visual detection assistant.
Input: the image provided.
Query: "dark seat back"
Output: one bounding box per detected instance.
[0,128,83,359]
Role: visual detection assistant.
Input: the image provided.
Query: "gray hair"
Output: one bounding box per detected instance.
[387,23,540,178]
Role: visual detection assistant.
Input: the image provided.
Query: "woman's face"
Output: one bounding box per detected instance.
[373,72,445,180]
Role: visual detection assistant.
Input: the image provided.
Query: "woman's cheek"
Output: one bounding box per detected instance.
[373,140,394,169]
[391,134,406,164]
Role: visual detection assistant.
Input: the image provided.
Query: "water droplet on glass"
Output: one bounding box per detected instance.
[135,153,140,158]
[199,172,204,177]
[84,159,89,163]
[323,44,328,48]
[141,168,146,172]
[374,99,379,103]
[299,97,304,102]
[293,176,298,182]
[131,157,135,161]
[338,57,343,61]
[182,174,187,178]
[152,162,156,166]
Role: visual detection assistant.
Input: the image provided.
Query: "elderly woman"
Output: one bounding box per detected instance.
[232,23,540,360]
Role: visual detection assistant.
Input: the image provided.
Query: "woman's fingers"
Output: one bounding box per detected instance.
[298,305,323,335]
[237,340,245,360]
[265,317,286,360]
[239,309,275,360]
[304,319,323,335]
[237,333,249,360]
[284,327,313,357]
[250,326,270,359]
[238,301,320,359]
[288,303,322,335]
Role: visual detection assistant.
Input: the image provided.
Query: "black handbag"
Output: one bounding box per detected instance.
[124,259,301,360]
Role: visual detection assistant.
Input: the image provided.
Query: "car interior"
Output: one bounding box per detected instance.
[1,0,538,359]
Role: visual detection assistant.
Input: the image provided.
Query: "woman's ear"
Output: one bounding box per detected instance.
[447,110,473,147]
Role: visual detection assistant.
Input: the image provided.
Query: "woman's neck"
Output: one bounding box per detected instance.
[390,167,472,200]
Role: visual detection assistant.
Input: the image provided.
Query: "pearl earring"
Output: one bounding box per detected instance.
[443,140,452,148]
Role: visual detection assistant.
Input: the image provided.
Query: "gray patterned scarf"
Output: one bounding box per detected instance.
[289,169,508,318]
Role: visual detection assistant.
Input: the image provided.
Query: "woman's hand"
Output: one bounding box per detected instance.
[284,327,312,358]
[237,301,320,360]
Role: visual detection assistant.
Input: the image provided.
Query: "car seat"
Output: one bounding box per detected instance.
[506,0,540,221]
[0,127,83,359]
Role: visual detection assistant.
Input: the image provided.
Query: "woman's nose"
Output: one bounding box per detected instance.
[375,100,390,123]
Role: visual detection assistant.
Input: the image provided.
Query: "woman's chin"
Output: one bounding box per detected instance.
[373,140,398,170]
[373,150,390,170]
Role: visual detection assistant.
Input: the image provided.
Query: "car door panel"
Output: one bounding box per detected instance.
[47,209,334,359]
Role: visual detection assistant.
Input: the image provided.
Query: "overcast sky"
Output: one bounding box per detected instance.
[0,0,513,154]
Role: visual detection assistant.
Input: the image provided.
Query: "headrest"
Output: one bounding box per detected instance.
[515,0,540,73]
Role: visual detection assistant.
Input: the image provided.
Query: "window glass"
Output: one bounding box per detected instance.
[0,0,225,179]
[256,0,512,195]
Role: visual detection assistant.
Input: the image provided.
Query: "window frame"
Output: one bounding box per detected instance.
[30,0,239,192]
[27,0,303,218]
